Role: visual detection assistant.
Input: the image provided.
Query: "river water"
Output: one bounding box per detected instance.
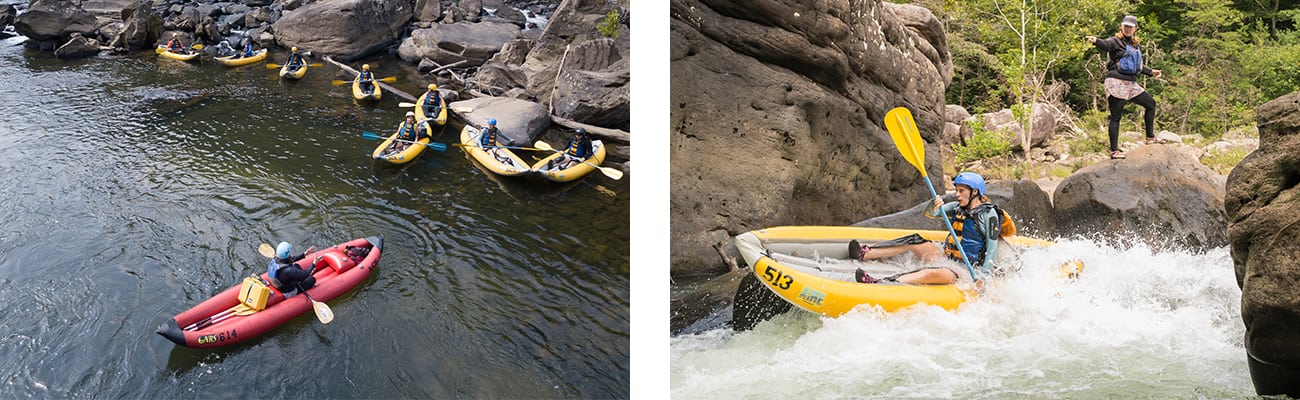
[671,240,1259,398]
[0,39,628,398]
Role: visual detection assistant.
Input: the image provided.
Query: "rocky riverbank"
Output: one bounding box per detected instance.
[5,0,630,167]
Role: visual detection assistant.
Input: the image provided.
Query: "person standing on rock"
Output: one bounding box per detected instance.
[851,172,1012,287]
[1087,15,1165,160]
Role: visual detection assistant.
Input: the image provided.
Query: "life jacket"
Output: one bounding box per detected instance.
[398,121,417,141]
[943,203,1015,266]
[242,43,254,57]
[166,39,183,52]
[358,71,374,82]
[287,52,302,67]
[564,137,592,158]
[266,258,286,285]
[1118,43,1143,75]
[481,127,501,146]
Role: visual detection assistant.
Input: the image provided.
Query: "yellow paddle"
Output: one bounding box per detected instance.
[266,62,323,69]
[331,76,397,86]
[883,106,975,281]
[258,243,334,324]
[533,140,623,180]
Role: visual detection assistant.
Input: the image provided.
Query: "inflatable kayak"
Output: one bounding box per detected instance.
[372,123,434,164]
[157,46,198,62]
[279,62,307,80]
[214,49,267,67]
[459,125,530,176]
[156,236,383,348]
[414,91,448,126]
[530,140,607,182]
[352,77,382,101]
[734,226,1081,317]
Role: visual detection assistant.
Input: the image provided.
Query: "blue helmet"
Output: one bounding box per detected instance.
[276,242,292,259]
[953,172,986,195]
[487,119,497,126]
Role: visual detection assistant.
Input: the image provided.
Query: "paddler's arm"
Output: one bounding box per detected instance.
[924,198,958,219]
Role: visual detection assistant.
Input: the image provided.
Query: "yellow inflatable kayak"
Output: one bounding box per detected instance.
[530,140,607,182]
[733,226,1082,317]
[279,62,307,79]
[214,49,267,67]
[414,91,447,126]
[371,122,433,165]
[459,125,529,176]
[352,77,382,101]
[157,46,198,62]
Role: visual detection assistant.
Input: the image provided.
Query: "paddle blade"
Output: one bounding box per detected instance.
[398,102,417,108]
[312,300,334,324]
[429,142,448,152]
[598,166,624,180]
[258,243,275,258]
[533,140,554,152]
[266,63,281,69]
[191,43,204,50]
[361,131,384,140]
[379,76,397,83]
[331,80,348,86]
[154,46,165,54]
[884,107,927,177]
[308,63,324,68]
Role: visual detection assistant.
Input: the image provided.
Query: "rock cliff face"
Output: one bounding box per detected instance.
[1225,91,1300,397]
[670,0,953,277]
[272,0,412,60]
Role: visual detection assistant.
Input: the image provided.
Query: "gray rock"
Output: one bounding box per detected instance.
[959,103,1062,152]
[272,0,412,60]
[945,104,971,125]
[1225,90,1300,396]
[14,0,97,43]
[220,13,245,30]
[397,22,520,67]
[0,5,15,28]
[80,0,136,15]
[552,39,628,129]
[53,32,100,58]
[414,0,441,23]
[225,4,250,15]
[448,97,551,145]
[669,0,952,276]
[245,7,270,27]
[1053,145,1226,250]
[492,6,526,27]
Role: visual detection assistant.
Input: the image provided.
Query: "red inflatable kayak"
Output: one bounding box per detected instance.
[156,236,383,348]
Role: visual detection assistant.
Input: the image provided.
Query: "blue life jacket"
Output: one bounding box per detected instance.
[286,52,303,68]
[398,121,417,141]
[1118,44,1143,75]
[481,127,501,146]
[267,258,283,281]
[243,43,254,57]
[942,203,1000,267]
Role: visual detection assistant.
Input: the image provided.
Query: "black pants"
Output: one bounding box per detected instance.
[275,265,316,292]
[1107,91,1156,152]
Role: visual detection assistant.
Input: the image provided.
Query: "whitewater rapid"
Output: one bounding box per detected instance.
[670,239,1253,399]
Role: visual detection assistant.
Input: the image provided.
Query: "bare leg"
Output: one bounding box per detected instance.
[894,268,958,285]
[859,243,943,262]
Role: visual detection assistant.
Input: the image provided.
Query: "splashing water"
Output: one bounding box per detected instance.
[671,239,1254,399]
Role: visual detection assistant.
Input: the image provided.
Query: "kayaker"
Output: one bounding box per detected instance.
[545,128,593,170]
[1087,15,1166,160]
[852,172,1007,286]
[214,40,235,57]
[389,111,424,153]
[267,242,318,297]
[479,119,511,163]
[357,64,375,93]
[421,83,442,117]
[285,47,304,71]
[165,33,186,53]
[236,37,255,59]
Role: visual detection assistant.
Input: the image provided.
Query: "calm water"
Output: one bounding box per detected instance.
[0,38,629,398]
[672,241,1259,399]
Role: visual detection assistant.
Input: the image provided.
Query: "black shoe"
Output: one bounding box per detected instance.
[849,240,869,260]
[855,268,880,284]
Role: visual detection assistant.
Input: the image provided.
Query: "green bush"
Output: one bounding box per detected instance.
[598,9,620,39]
[952,119,1013,163]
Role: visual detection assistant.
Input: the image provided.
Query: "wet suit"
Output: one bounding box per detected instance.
[267,252,317,296]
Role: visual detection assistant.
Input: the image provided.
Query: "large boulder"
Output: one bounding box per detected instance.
[1,5,17,28]
[669,0,953,277]
[80,0,136,15]
[272,0,412,60]
[53,32,100,58]
[14,0,97,43]
[414,0,442,23]
[1053,145,1227,251]
[448,97,551,146]
[550,38,630,130]
[854,179,1057,238]
[396,22,520,67]
[113,1,163,51]
[1225,91,1300,397]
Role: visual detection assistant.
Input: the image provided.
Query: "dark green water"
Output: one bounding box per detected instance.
[0,38,629,398]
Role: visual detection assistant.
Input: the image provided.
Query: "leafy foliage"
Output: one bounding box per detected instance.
[598,9,620,39]
[953,119,1014,163]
